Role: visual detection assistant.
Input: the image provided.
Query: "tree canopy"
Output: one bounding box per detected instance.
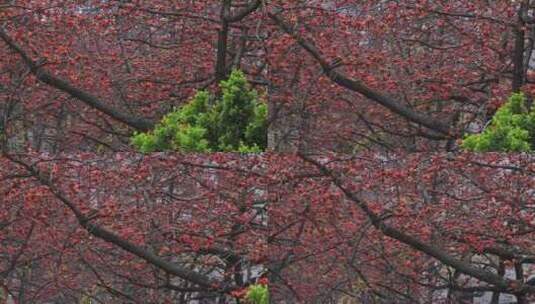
[1,1,535,304]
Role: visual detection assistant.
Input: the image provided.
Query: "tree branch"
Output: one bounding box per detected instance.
[5,155,222,290]
[298,154,533,294]
[224,0,262,23]
[0,29,154,131]
[269,12,452,137]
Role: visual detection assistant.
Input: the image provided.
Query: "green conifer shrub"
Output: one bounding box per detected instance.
[245,284,269,304]
[462,93,535,152]
[131,70,267,152]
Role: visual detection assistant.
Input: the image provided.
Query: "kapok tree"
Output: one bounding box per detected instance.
[268,153,535,303]
[1,1,533,152]
[2,2,535,304]
[0,153,268,303]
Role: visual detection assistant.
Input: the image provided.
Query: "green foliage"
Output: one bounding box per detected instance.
[462,93,535,152]
[245,284,269,304]
[131,70,267,152]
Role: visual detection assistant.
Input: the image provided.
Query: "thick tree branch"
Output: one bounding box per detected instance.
[0,29,154,131]
[215,0,232,82]
[513,1,527,92]
[215,0,262,82]
[269,12,452,137]
[224,0,262,23]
